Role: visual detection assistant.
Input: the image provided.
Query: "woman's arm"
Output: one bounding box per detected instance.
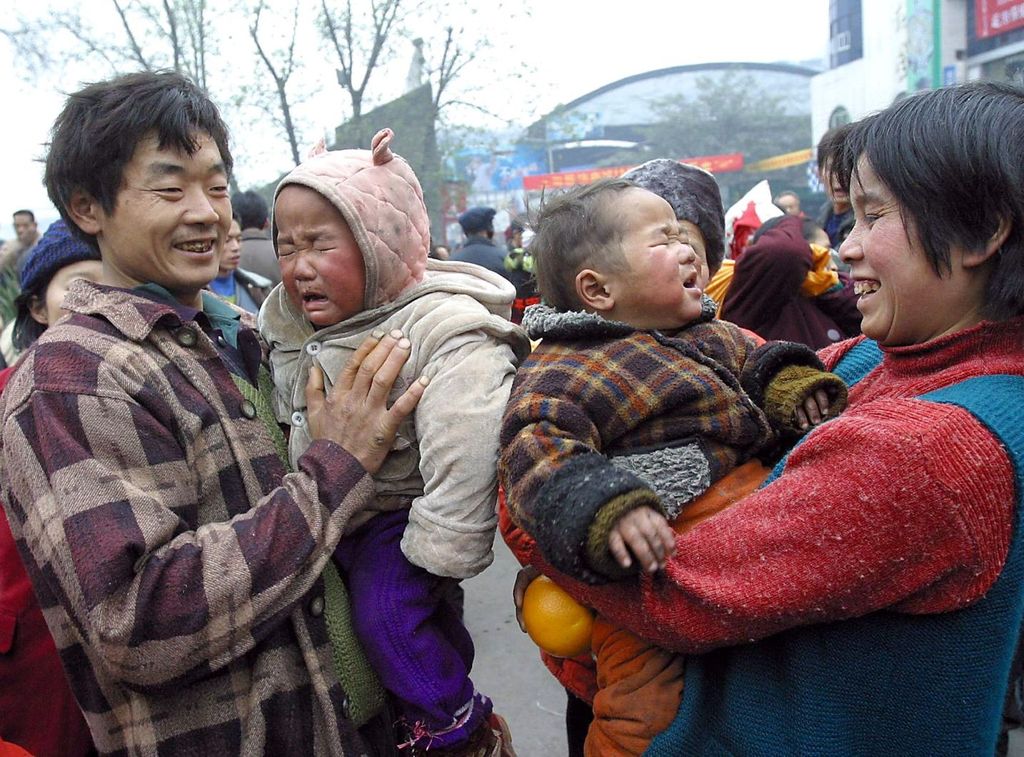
[524,399,1013,654]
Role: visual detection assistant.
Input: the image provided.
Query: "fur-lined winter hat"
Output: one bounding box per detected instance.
[272,128,430,309]
[622,159,726,275]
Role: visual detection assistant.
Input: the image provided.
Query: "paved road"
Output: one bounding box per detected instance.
[464,537,569,756]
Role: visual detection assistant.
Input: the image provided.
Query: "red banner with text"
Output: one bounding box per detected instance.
[522,153,744,191]
[977,0,1024,39]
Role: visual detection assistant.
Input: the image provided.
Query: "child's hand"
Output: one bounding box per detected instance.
[608,507,676,573]
[794,388,834,431]
[512,565,541,632]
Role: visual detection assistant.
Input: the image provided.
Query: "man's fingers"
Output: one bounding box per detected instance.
[343,329,403,396]
[335,330,386,392]
[388,375,429,425]
[365,337,413,404]
[305,364,326,415]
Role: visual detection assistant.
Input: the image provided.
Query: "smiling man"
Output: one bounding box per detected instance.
[0,71,425,755]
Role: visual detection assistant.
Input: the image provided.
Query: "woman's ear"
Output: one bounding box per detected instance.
[575,268,614,312]
[28,295,49,327]
[965,216,1012,269]
[67,190,103,236]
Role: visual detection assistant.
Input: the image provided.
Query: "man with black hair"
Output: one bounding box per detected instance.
[815,125,855,248]
[231,188,281,285]
[0,70,424,755]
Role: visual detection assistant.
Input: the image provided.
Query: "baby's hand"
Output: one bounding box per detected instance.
[795,388,835,431]
[608,507,676,573]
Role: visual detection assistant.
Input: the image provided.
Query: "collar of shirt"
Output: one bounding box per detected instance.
[135,282,243,348]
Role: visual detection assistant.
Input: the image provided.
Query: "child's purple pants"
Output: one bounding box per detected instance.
[333,508,491,748]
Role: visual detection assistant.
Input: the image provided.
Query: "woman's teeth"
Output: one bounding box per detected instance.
[854,281,880,296]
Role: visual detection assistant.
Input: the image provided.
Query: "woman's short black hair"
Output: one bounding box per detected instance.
[831,81,1024,320]
[45,70,233,251]
[11,291,46,353]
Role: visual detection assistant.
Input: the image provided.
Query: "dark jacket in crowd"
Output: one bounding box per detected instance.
[451,237,511,281]
[815,201,855,249]
[720,215,861,350]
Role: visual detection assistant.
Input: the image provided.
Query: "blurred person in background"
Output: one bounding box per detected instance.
[815,125,855,248]
[452,205,512,281]
[773,190,803,217]
[0,210,41,276]
[231,189,281,285]
[207,215,271,313]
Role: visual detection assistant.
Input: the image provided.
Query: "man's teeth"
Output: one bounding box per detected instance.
[854,281,880,296]
[179,241,213,252]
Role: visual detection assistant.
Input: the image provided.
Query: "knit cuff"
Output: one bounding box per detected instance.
[585,492,665,580]
[740,340,825,408]
[533,453,658,584]
[763,364,849,436]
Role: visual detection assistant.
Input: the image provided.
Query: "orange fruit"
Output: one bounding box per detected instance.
[521,575,594,658]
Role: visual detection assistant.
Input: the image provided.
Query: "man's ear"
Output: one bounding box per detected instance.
[67,190,104,236]
[964,216,1012,269]
[575,268,615,312]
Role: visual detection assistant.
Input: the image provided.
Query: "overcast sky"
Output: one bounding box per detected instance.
[0,1,829,239]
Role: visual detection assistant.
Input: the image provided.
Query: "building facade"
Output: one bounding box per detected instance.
[811,0,1023,144]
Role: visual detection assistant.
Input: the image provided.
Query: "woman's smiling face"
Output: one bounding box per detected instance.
[840,156,991,347]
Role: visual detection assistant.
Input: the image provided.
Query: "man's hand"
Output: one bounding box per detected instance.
[794,387,833,431]
[513,564,541,632]
[305,329,427,474]
[608,506,676,573]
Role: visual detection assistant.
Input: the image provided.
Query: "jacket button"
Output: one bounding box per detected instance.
[291,411,306,427]
[216,334,228,347]
[306,341,322,355]
[176,328,197,347]
[341,695,352,719]
[309,596,325,617]
[240,400,257,419]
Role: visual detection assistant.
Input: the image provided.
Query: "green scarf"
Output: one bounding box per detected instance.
[233,368,386,727]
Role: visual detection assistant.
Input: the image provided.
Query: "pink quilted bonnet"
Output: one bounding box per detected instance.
[272,128,430,309]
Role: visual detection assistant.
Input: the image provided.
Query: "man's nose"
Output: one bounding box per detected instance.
[183,187,221,225]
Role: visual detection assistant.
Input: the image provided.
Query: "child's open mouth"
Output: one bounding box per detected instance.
[682,269,701,292]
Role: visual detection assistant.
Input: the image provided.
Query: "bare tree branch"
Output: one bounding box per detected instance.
[112,0,153,70]
[249,1,302,166]
[320,0,401,120]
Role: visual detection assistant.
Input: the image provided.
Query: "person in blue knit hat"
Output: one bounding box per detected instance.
[10,218,104,357]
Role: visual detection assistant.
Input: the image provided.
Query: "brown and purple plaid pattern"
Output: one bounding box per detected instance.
[0,282,376,756]
[500,319,775,563]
